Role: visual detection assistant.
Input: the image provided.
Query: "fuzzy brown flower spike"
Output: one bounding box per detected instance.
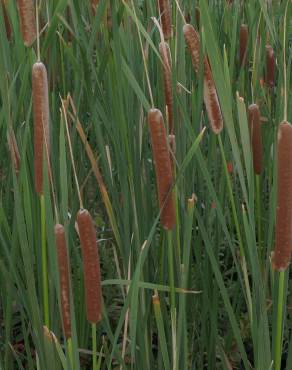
[248,104,263,175]
[55,224,71,339]
[183,24,223,134]
[273,122,292,271]
[32,62,50,194]
[77,209,102,323]
[159,42,173,134]
[148,109,176,230]
[158,0,172,40]
[239,24,248,66]
[16,0,36,47]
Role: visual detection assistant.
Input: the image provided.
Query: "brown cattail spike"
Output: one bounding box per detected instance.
[148,109,176,230]
[248,104,263,175]
[159,42,174,134]
[91,0,99,15]
[32,62,50,194]
[77,209,102,323]
[16,0,36,47]
[265,45,275,88]
[273,122,292,271]
[55,224,72,339]
[239,24,248,66]
[183,24,223,134]
[158,0,172,40]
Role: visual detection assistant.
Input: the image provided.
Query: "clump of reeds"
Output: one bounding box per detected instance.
[158,0,172,40]
[55,224,71,339]
[159,42,173,133]
[248,104,263,175]
[2,0,12,41]
[183,24,223,134]
[265,44,275,88]
[272,122,292,271]
[32,62,50,194]
[16,0,36,47]
[239,24,248,66]
[148,109,176,230]
[77,209,102,323]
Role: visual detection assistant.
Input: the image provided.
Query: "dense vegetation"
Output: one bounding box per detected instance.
[0,0,292,369]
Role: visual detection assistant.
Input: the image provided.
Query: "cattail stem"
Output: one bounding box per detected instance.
[274,271,285,370]
[41,194,49,327]
[167,230,177,370]
[92,323,97,370]
[248,104,263,175]
[67,337,73,367]
[265,45,275,88]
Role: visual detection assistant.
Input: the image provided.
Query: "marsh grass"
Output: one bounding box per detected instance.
[0,0,291,369]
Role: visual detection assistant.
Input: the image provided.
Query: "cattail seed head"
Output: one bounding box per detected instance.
[16,0,36,47]
[158,0,172,40]
[55,224,71,339]
[91,0,99,15]
[239,24,248,66]
[183,24,223,134]
[272,122,292,271]
[159,42,173,134]
[77,209,102,323]
[203,60,223,134]
[248,104,263,175]
[32,62,50,195]
[148,109,176,230]
[265,44,275,88]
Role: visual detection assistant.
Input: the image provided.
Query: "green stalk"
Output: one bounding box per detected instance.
[256,175,262,259]
[274,271,285,370]
[218,135,252,323]
[167,230,177,370]
[92,323,97,370]
[40,194,49,327]
[67,337,73,369]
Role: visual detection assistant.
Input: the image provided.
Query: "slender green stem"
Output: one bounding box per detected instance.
[40,194,49,327]
[92,323,97,370]
[67,337,73,369]
[218,135,252,322]
[274,271,285,370]
[256,175,262,259]
[167,230,177,370]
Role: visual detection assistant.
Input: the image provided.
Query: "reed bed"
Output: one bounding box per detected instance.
[0,1,291,369]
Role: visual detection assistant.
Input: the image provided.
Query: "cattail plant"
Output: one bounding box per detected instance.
[159,42,173,134]
[265,44,275,88]
[77,208,102,323]
[32,62,50,195]
[16,0,36,47]
[272,122,292,271]
[183,24,223,134]
[248,104,263,175]
[148,109,176,230]
[158,0,172,40]
[239,24,248,66]
[55,224,71,339]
